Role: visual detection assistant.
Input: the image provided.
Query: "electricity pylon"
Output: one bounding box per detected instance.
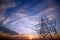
[35,16,58,39]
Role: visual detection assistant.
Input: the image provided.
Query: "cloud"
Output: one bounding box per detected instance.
[35,7,57,18]
[0,0,17,9]
[2,7,57,35]
[16,13,28,18]
[0,0,59,35]
[0,13,5,21]
[2,14,39,35]
[0,2,16,10]
[3,18,11,25]
[0,0,17,23]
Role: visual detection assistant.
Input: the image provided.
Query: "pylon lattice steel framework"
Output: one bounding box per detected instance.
[35,16,58,38]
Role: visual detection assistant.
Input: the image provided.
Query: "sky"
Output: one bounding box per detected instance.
[0,0,60,35]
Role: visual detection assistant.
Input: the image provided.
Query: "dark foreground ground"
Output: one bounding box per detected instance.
[0,39,60,40]
[0,36,60,40]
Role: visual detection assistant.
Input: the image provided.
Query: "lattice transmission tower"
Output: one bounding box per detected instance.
[35,16,58,39]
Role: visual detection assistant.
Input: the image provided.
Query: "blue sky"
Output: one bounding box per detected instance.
[0,0,60,35]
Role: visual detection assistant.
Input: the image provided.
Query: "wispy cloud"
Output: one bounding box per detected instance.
[0,13,5,21]
[0,0,59,35]
[35,7,57,18]
[0,0,17,9]
[3,18,11,25]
